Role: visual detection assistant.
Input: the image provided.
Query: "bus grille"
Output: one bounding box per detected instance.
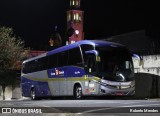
[107,85,131,89]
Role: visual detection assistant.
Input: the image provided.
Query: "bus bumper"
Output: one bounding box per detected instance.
[100,86,135,96]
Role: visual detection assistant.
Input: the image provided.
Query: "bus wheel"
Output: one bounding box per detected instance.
[30,88,36,100]
[74,85,82,99]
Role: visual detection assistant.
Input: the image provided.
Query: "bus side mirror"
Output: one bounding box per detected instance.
[96,56,101,62]
[132,54,143,66]
[84,63,88,73]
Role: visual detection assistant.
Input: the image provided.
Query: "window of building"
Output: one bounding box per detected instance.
[76,13,79,21]
[76,0,79,6]
[79,15,81,21]
[74,13,81,22]
[73,0,75,5]
[67,13,71,22]
[70,0,72,6]
[71,0,80,7]
[74,14,76,20]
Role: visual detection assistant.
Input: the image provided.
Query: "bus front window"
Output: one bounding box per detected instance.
[97,47,134,82]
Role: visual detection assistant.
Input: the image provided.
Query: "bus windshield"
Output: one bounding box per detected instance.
[96,46,134,81]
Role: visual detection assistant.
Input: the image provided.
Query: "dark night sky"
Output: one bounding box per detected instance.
[0,0,158,50]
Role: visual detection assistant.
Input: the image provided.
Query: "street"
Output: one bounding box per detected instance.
[0,97,160,114]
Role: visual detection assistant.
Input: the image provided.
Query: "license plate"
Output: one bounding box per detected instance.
[115,92,124,96]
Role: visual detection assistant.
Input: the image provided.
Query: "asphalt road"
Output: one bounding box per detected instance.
[0,97,160,115]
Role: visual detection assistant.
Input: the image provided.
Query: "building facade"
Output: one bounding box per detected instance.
[66,0,84,44]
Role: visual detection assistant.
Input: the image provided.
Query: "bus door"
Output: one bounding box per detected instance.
[86,52,101,95]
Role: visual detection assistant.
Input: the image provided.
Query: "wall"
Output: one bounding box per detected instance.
[133,55,160,98]
[0,83,22,100]
[0,85,13,100]
[4,86,12,100]
[133,55,160,75]
[0,86,2,100]
[12,84,22,99]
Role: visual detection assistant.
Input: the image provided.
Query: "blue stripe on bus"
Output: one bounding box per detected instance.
[47,66,85,78]
[21,77,51,97]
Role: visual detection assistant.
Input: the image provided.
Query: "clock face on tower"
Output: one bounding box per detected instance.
[67,0,83,44]
[75,30,79,35]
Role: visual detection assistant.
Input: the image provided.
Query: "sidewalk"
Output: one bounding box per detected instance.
[0,97,31,101]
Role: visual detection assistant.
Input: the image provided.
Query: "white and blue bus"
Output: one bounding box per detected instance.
[21,40,135,100]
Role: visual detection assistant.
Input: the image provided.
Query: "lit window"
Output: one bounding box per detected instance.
[74,14,76,20]
[76,1,79,6]
[74,13,81,22]
[73,0,75,5]
[79,15,81,21]
[70,0,72,6]
[76,13,79,20]
[67,13,71,22]
[71,41,75,44]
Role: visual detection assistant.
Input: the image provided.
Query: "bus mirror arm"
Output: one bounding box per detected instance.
[84,64,89,73]
[132,53,143,66]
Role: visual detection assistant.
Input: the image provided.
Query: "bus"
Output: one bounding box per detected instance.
[21,40,135,100]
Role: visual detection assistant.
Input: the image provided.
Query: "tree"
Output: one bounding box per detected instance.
[0,70,16,100]
[0,26,27,100]
[49,26,62,47]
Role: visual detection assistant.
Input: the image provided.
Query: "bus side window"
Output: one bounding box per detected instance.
[48,54,58,69]
[24,62,30,74]
[68,47,82,67]
[38,57,49,71]
[27,61,34,73]
[58,51,69,67]
[22,63,26,74]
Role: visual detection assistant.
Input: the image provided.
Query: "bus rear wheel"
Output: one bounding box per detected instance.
[74,85,82,99]
[30,88,36,100]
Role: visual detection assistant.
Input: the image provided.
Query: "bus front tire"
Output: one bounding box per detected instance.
[74,85,82,99]
[30,88,36,100]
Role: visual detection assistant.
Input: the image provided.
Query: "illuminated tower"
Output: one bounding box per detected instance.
[66,0,84,44]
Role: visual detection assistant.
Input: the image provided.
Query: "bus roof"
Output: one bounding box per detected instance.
[23,40,124,63]
[47,40,124,56]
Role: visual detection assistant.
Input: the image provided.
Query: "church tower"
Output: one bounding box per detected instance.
[66,0,84,44]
